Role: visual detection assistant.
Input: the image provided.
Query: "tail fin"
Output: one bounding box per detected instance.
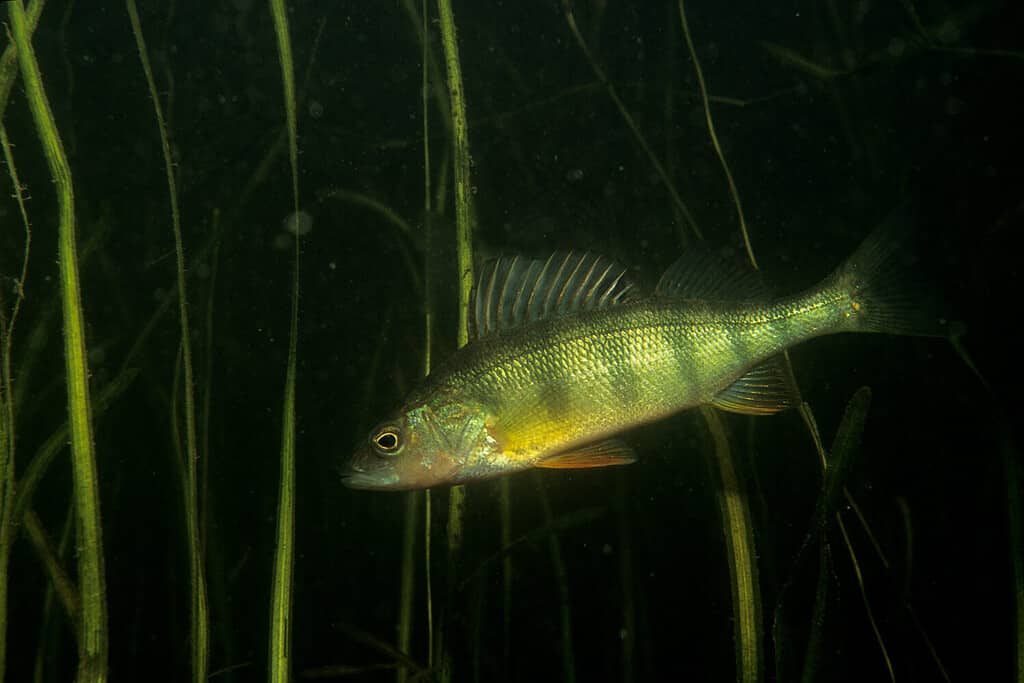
[829,213,949,337]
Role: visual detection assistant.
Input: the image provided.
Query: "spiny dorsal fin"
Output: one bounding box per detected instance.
[712,355,798,415]
[656,246,770,300]
[535,438,637,469]
[473,251,638,337]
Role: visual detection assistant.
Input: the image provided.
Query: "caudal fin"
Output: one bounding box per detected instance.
[829,213,949,337]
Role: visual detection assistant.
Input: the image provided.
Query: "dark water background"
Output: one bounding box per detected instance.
[1,0,1021,680]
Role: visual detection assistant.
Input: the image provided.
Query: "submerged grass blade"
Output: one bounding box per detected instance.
[435,0,475,678]
[536,476,576,683]
[397,491,419,683]
[677,0,754,265]
[267,0,302,681]
[801,388,870,681]
[700,407,761,683]
[124,3,208,680]
[0,119,32,682]
[10,3,108,679]
[0,0,43,118]
[562,1,701,242]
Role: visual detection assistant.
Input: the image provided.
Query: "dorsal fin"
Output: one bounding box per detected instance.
[473,251,638,337]
[656,246,770,300]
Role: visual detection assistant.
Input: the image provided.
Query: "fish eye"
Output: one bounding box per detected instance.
[371,427,402,455]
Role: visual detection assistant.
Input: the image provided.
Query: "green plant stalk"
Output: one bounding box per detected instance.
[396,492,419,683]
[10,3,108,680]
[268,0,301,681]
[24,509,81,634]
[615,473,635,683]
[0,120,32,683]
[435,0,475,679]
[0,0,44,118]
[536,476,576,683]
[33,505,74,683]
[677,0,753,265]
[499,478,512,674]
[675,9,762,678]
[398,4,433,678]
[124,3,208,680]
[435,0,474,347]
[700,406,761,683]
[562,1,701,242]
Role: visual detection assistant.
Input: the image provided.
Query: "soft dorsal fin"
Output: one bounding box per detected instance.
[535,438,637,469]
[473,251,638,337]
[656,246,770,300]
[712,355,798,415]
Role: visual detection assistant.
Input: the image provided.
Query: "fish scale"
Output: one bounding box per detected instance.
[344,229,944,490]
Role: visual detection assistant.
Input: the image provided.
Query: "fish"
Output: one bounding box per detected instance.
[343,225,943,490]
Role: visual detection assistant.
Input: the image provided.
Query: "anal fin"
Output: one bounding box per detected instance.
[712,356,798,415]
[536,439,638,469]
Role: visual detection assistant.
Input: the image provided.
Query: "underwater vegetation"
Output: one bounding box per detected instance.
[0,0,1021,681]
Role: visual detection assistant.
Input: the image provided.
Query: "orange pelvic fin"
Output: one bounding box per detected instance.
[536,439,637,469]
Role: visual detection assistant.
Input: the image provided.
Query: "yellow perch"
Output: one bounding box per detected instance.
[344,227,940,490]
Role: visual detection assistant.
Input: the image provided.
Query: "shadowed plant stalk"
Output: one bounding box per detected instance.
[700,407,761,683]
[434,0,475,680]
[536,476,576,683]
[0,121,32,683]
[267,0,302,681]
[398,2,433,678]
[124,3,208,681]
[677,2,761,679]
[562,0,701,242]
[10,2,108,680]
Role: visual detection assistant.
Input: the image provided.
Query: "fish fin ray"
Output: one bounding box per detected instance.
[536,439,638,469]
[827,208,949,337]
[712,356,798,415]
[472,252,639,336]
[656,246,770,300]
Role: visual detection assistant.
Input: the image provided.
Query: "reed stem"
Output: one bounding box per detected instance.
[562,1,701,242]
[124,3,208,680]
[0,119,32,683]
[699,407,761,683]
[267,0,302,681]
[10,2,108,679]
[435,0,475,678]
[537,477,576,683]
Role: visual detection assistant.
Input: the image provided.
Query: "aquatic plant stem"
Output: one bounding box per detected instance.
[562,1,701,242]
[435,0,475,679]
[0,121,32,683]
[0,0,43,119]
[435,0,475,347]
[677,0,754,267]
[398,5,433,679]
[675,11,762,677]
[536,477,576,683]
[10,2,108,680]
[700,407,761,683]
[267,0,302,681]
[124,3,208,681]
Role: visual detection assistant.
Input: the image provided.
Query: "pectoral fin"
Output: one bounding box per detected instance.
[712,356,799,415]
[536,439,638,469]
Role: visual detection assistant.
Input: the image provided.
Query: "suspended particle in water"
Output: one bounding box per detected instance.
[282,209,313,236]
[566,168,584,182]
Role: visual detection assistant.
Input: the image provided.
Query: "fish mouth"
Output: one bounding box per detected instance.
[341,470,400,490]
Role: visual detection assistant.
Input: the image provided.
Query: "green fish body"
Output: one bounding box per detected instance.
[344,228,937,490]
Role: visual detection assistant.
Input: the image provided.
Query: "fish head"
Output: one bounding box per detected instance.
[343,397,503,490]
